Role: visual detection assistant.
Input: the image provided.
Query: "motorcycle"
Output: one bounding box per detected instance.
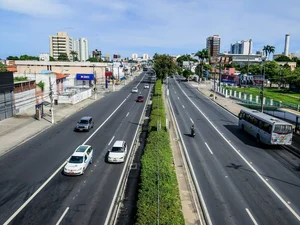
[191,128,195,137]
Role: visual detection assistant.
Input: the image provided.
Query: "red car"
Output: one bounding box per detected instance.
[136,95,144,102]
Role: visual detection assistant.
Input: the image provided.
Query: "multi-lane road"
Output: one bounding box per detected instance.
[168,77,300,225]
[0,72,150,225]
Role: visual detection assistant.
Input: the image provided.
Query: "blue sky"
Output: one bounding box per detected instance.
[0,0,300,59]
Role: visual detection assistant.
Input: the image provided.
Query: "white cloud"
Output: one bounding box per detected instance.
[0,0,73,17]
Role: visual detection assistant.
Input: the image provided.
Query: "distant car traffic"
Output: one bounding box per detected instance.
[74,116,94,132]
[136,95,144,102]
[64,145,94,175]
[131,87,138,93]
[108,141,127,163]
[144,84,149,89]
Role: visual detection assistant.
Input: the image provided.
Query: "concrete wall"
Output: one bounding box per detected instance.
[59,89,92,104]
[14,89,36,114]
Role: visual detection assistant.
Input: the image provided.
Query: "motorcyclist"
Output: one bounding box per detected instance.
[191,124,195,136]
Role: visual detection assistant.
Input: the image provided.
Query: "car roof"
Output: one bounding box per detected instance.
[133,87,138,89]
[113,140,125,147]
[75,145,91,153]
[71,152,85,157]
[80,116,92,120]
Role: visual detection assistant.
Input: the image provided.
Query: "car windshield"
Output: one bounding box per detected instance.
[111,147,124,152]
[138,96,143,98]
[273,124,293,134]
[79,120,89,124]
[69,156,83,163]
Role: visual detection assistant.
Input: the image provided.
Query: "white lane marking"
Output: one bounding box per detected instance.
[204,142,213,154]
[104,80,152,225]
[245,208,258,225]
[178,97,180,100]
[108,136,115,146]
[190,118,194,124]
[56,207,69,225]
[3,91,137,225]
[126,112,129,117]
[176,80,300,222]
[168,97,211,225]
[182,105,185,108]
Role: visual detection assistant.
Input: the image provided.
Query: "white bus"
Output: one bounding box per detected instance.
[238,109,293,145]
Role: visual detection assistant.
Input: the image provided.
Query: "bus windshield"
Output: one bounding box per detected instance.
[273,125,293,134]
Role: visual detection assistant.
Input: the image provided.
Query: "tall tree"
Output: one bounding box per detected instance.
[263,45,275,59]
[0,62,7,72]
[57,53,69,61]
[153,54,177,82]
[195,49,209,81]
[70,51,78,62]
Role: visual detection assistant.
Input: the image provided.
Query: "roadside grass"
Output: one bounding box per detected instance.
[224,87,300,105]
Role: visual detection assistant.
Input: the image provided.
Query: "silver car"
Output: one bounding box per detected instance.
[131,87,138,93]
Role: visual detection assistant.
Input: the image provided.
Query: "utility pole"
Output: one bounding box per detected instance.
[246,39,252,75]
[218,57,223,88]
[49,76,54,124]
[260,57,267,113]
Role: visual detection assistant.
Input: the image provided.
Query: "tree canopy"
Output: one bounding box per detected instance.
[274,55,291,62]
[57,53,69,61]
[153,54,177,81]
[0,62,7,72]
[7,55,39,60]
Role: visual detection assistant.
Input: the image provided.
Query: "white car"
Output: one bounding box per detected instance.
[108,141,127,163]
[144,84,150,89]
[64,145,93,175]
[131,87,138,93]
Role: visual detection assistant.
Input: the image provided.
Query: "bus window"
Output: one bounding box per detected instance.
[274,125,293,134]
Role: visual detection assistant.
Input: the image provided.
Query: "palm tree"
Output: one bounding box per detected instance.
[195,49,209,82]
[70,50,78,62]
[262,45,275,59]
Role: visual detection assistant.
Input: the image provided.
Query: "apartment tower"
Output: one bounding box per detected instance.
[49,32,73,60]
[206,35,221,57]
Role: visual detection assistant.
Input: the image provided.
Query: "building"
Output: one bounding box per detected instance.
[0,72,14,120]
[132,53,138,60]
[206,35,221,57]
[73,39,80,58]
[291,52,300,59]
[143,54,149,60]
[230,40,252,55]
[79,38,89,61]
[104,54,110,62]
[14,61,108,87]
[49,32,74,60]
[39,53,50,61]
[284,34,290,56]
[276,61,297,71]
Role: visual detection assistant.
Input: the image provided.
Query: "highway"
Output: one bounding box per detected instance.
[168,77,300,225]
[0,72,150,225]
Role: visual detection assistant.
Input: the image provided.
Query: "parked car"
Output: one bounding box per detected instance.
[136,95,144,102]
[131,87,138,93]
[74,116,94,132]
[64,145,94,175]
[108,141,127,163]
[144,84,150,89]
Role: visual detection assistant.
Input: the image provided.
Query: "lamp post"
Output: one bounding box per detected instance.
[279,65,283,90]
[260,56,267,113]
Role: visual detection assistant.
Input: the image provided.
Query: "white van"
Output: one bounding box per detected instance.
[64,145,94,175]
[108,141,127,163]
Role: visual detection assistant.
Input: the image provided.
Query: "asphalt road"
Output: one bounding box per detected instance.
[0,72,151,225]
[168,77,300,225]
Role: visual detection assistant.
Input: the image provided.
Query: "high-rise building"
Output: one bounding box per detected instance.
[230,40,252,55]
[73,39,80,57]
[206,35,221,57]
[143,54,149,60]
[50,32,74,60]
[79,38,89,61]
[132,53,138,59]
[284,34,290,56]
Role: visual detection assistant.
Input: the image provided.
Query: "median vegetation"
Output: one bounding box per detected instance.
[136,80,184,225]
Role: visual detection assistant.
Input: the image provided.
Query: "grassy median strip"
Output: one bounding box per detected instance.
[136,81,184,225]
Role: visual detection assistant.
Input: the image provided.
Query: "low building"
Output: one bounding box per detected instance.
[218,53,263,66]
[276,61,297,71]
[0,72,14,120]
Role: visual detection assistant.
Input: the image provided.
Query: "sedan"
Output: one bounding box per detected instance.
[131,87,138,93]
[144,84,150,89]
[136,95,144,102]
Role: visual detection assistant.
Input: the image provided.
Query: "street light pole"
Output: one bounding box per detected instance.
[260,57,267,113]
[49,76,54,124]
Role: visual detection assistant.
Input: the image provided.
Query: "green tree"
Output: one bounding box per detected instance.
[292,57,300,67]
[176,54,197,67]
[49,56,56,61]
[19,55,39,60]
[263,45,275,59]
[7,56,19,60]
[0,62,7,72]
[195,49,209,81]
[57,53,69,61]
[274,55,291,62]
[264,61,279,86]
[182,69,192,80]
[153,54,177,82]
[70,51,78,62]
[195,63,212,77]
[87,57,99,62]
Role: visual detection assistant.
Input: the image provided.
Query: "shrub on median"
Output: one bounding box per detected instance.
[136,80,184,225]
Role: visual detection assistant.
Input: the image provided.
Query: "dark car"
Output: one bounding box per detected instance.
[74,116,94,132]
[136,95,144,102]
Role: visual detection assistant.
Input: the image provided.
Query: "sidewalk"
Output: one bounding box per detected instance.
[0,70,142,157]
[189,81,300,150]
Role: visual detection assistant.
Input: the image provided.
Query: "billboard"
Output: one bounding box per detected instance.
[239,75,263,86]
[221,74,239,84]
[76,74,94,80]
